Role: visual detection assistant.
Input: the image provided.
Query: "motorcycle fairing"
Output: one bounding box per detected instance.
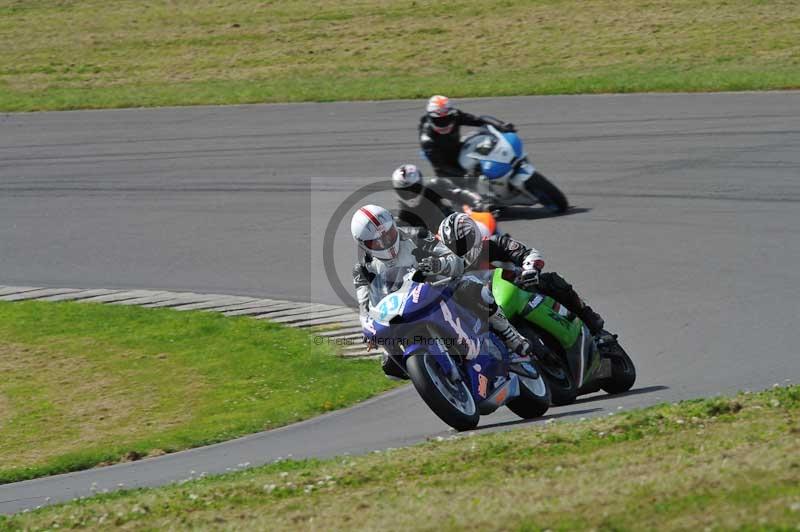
[491,268,600,388]
[370,279,521,409]
[492,268,581,348]
[370,279,443,325]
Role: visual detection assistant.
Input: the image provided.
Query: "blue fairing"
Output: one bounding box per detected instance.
[362,277,522,410]
[402,283,445,321]
[481,160,513,179]
[503,132,524,158]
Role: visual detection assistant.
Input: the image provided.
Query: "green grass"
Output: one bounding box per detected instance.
[1,0,798,111]
[4,386,800,530]
[0,301,395,484]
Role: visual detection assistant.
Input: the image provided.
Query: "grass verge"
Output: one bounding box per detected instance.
[0,301,394,484]
[4,385,800,530]
[1,0,798,111]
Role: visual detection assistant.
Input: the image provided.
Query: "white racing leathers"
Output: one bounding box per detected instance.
[352,227,463,319]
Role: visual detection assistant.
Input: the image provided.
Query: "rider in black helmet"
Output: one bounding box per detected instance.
[435,212,611,341]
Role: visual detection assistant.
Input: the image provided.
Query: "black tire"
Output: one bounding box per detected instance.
[600,344,636,395]
[524,171,569,213]
[515,322,578,406]
[539,356,579,406]
[506,366,551,419]
[406,353,480,431]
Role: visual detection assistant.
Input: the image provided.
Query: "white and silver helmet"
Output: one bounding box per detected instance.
[350,204,400,261]
[438,213,483,267]
[391,164,424,208]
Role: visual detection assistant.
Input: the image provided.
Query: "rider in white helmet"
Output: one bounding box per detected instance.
[391,163,491,233]
[351,204,532,379]
[419,95,515,179]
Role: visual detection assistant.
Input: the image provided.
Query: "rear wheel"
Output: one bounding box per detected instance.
[406,353,479,431]
[600,343,636,394]
[524,171,569,213]
[507,363,551,419]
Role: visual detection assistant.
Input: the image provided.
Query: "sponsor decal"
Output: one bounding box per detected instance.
[377,293,402,322]
[507,240,521,251]
[494,386,508,404]
[472,363,482,372]
[439,301,480,359]
[409,283,423,304]
[478,374,488,398]
[548,309,572,327]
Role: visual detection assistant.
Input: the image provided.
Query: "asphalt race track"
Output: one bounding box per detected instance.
[1,92,799,512]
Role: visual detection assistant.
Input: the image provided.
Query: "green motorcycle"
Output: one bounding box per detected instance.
[492,268,636,405]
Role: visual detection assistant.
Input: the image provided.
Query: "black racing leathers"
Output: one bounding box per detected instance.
[419,111,511,178]
[395,176,484,233]
[473,233,605,335]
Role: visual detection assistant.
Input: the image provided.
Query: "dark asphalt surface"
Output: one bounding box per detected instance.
[1,92,799,513]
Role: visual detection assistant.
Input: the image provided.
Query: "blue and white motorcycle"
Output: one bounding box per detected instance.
[458,120,569,213]
[362,266,551,431]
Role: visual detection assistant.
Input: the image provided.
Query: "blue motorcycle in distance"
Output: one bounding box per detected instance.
[423,117,570,214]
[362,267,551,431]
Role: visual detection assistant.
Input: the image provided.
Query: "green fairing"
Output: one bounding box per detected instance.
[491,268,581,348]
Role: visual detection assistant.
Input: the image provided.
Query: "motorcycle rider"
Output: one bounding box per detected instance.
[392,163,492,233]
[436,212,610,341]
[419,95,516,179]
[351,204,533,379]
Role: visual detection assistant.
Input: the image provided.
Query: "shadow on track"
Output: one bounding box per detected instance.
[496,206,591,222]
[475,407,603,431]
[571,385,670,405]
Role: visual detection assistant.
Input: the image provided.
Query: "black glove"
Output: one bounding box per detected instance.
[418,256,445,275]
[501,122,516,133]
[517,268,540,288]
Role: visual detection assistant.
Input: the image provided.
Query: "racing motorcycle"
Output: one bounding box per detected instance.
[362,266,551,431]
[492,268,636,405]
[457,119,569,214]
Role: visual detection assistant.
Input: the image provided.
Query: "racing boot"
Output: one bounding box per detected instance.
[539,272,605,336]
[577,305,605,337]
[488,308,536,377]
[595,330,620,352]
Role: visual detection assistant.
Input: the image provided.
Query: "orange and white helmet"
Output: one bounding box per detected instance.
[426,95,456,134]
[350,204,400,261]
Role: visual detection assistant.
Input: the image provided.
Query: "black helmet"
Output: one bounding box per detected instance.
[438,213,483,267]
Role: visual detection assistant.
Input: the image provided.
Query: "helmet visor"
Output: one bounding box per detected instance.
[363,225,398,251]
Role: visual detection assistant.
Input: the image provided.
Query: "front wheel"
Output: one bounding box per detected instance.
[539,356,578,406]
[524,171,569,213]
[507,364,551,419]
[406,353,480,431]
[600,343,636,395]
